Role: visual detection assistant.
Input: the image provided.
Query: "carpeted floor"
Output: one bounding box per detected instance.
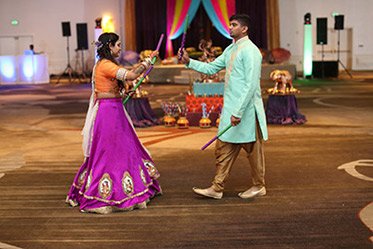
[0,74,373,248]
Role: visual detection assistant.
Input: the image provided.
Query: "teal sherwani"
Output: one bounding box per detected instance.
[187,36,268,143]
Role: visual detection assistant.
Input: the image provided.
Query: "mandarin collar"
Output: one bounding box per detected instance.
[234,36,249,45]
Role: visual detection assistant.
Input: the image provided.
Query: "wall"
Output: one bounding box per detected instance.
[0,0,372,76]
[279,0,373,71]
[0,0,124,75]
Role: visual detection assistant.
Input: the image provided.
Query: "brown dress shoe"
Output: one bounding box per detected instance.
[192,187,223,199]
[238,186,266,199]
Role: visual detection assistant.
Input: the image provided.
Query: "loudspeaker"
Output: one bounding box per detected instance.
[317,18,327,45]
[334,15,344,30]
[312,61,338,78]
[304,13,311,24]
[76,23,88,50]
[62,22,71,37]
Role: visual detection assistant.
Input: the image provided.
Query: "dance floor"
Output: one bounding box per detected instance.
[0,71,373,248]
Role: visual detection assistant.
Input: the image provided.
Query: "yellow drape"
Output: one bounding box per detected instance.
[266,0,280,50]
[125,0,137,51]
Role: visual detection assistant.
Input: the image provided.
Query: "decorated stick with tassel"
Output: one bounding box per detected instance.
[178,14,189,61]
[123,34,164,105]
[207,105,215,118]
[201,124,232,150]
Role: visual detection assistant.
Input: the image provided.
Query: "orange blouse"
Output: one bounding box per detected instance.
[94,59,128,93]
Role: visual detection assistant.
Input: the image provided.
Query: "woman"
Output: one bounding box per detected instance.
[66,32,161,214]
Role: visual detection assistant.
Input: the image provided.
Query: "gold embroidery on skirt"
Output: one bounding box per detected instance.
[122,171,134,196]
[140,165,147,185]
[98,173,113,199]
[142,159,159,179]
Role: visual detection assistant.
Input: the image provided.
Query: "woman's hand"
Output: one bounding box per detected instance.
[149,50,159,60]
[126,51,158,81]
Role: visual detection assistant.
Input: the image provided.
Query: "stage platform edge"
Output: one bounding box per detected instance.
[146,63,297,84]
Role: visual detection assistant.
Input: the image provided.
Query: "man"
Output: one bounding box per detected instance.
[178,14,268,199]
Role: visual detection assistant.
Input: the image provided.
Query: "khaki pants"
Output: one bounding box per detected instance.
[211,120,265,192]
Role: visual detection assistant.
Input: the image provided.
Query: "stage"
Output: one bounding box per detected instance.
[147,63,297,84]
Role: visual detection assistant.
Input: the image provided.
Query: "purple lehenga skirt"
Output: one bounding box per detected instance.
[66,98,161,214]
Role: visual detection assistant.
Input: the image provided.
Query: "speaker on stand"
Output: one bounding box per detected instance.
[316,18,327,78]
[57,22,80,84]
[76,23,89,81]
[334,15,352,78]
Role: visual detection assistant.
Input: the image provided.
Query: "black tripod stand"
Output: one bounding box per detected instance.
[336,29,352,78]
[80,49,87,78]
[57,36,81,84]
[320,43,325,78]
[74,49,88,82]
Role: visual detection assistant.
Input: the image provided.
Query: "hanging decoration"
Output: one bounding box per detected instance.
[166,0,201,58]
[166,0,235,58]
[202,0,236,39]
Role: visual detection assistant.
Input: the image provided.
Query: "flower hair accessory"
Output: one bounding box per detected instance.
[92,41,103,49]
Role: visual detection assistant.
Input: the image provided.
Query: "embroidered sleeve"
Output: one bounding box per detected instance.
[116,68,129,81]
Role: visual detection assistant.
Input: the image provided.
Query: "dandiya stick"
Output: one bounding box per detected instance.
[123,34,164,105]
[156,33,164,51]
[178,14,189,61]
[201,124,232,150]
[206,105,215,118]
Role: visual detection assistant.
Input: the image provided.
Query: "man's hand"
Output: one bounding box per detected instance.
[231,115,241,126]
[178,48,190,64]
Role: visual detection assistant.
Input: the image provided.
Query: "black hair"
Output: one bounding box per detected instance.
[96,32,124,89]
[229,14,251,34]
[96,32,119,65]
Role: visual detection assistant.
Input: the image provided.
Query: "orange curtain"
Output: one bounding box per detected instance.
[125,0,137,51]
[266,0,280,50]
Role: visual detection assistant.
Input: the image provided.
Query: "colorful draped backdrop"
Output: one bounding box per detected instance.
[166,0,236,58]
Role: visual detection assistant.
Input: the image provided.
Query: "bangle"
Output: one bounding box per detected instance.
[145,56,152,64]
[141,61,149,70]
[141,56,152,69]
